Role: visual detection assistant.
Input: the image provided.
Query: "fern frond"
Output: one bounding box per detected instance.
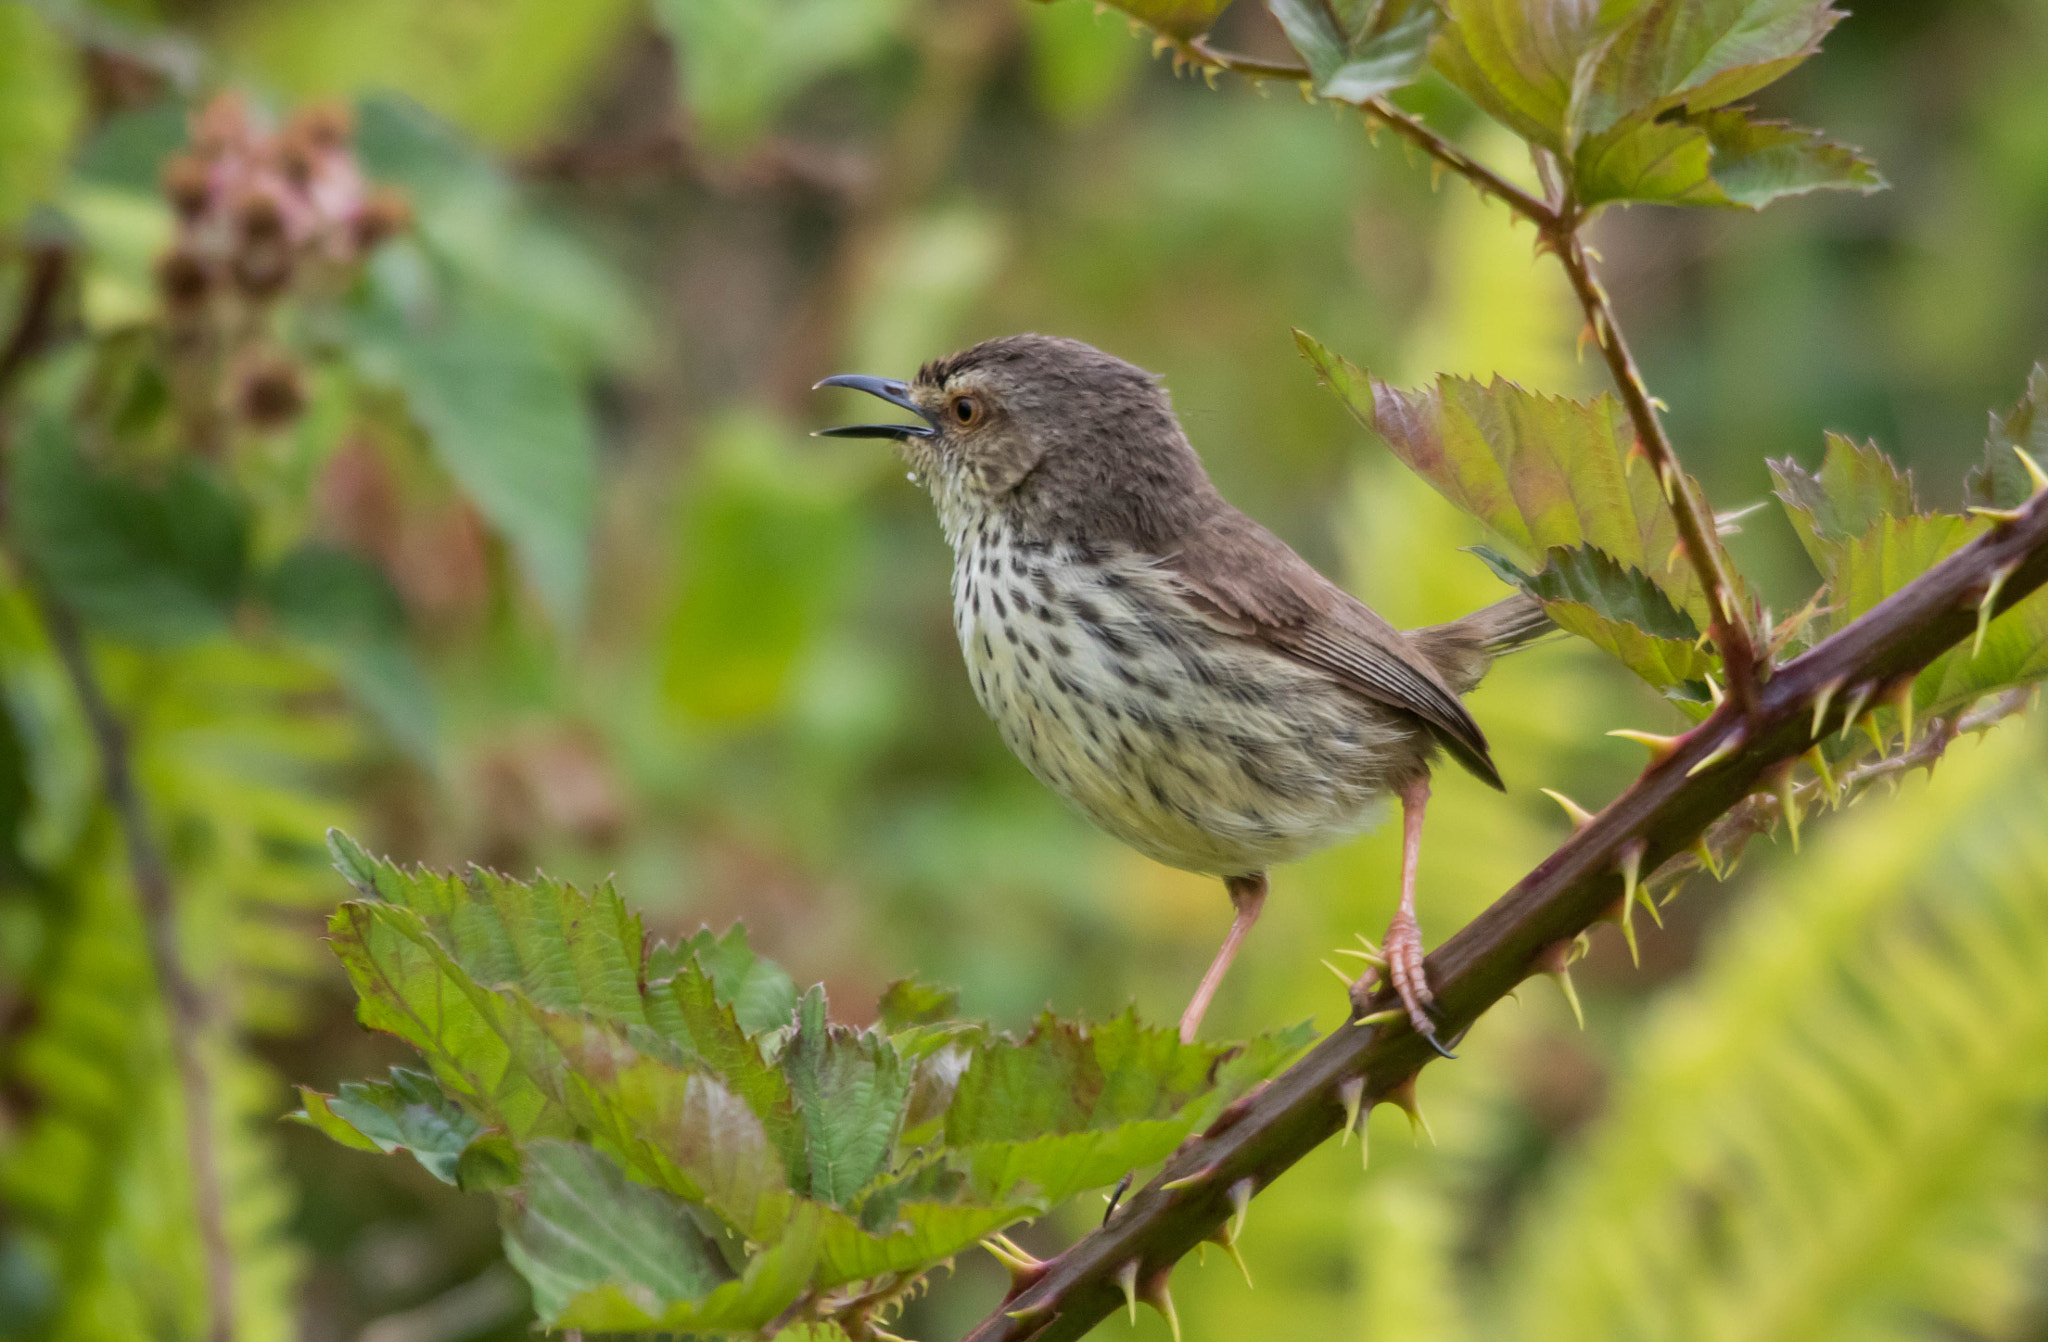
[1497,722,2048,1342]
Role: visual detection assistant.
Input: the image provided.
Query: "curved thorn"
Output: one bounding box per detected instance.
[1206,1222,1254,1287]
[2017,444,2048,495]
[1811,676,1844,741]
[1337,1076,1364,1146]
[1776,766,1802,853]
[1227,1177,1253,1245]
[1385,1076,1434,1146]
[1321,958,1353,988]
[1539,788,1597,829]
[1806,746,1839,805]
[1967,504,2027,524]
[1974,561,2017,657]
[1608,728,1684,766]
[1839,679,1876,744]
[1691,835,1722,880]
[1353,1007,1404,1027]
[1116,1259,1140,1325]
[1611,892,1641,968]
[1140,1269,1181,1342]
[1159,1165,1217,1192]
[1891,680,1917,753]
[1685,730,1744,777]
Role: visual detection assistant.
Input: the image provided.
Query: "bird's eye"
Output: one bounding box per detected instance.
[950,394,982,426]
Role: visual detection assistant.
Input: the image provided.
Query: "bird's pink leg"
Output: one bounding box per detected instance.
[1384,777,1451,1054]
[1179,872,1267,1044]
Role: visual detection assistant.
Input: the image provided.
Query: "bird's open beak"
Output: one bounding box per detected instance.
[811,374,937,438]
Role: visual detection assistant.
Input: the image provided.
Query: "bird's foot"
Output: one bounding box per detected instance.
[1385,909,1454,1059]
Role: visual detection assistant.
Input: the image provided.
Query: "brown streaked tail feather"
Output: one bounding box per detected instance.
[1408,594,1553,699]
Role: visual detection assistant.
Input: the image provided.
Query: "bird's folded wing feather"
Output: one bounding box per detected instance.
[1158,510,1504,790]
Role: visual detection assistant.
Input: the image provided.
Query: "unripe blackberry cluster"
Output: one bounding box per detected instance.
[153,93,408,435]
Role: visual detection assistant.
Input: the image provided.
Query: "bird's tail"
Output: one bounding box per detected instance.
[1408,593,1554,694]
[1462,592,1554,653]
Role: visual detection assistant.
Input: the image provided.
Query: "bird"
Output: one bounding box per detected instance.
[816,334,1549,1051]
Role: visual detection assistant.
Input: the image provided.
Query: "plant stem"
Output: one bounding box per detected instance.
[1549,229,1764,715]
[1173,48,1765,714]
[40,599,236,1342]
[962,487,2048,1342]
[0,246,236,1341]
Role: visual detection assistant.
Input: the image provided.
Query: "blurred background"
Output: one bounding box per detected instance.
[4,0,2048,1338]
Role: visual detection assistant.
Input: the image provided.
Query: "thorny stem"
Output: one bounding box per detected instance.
[0,250,237,1339]
[1181,39,1763,716]
[963,486,2048,1342]
[1549,230,1764,717]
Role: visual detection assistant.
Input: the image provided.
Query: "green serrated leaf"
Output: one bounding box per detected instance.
[327,828,385,899]
[943,1010,1258,1203]
[1966,364,2048,510]
[815,1199,1026,1286]
[1472,546,1714,689]
[1575,109,1884,210]
[11,414,249,643]
[327,842,652,1027]
[659,924,802,1035]
[1267,0,1440,103]
[1567,0,1845,145]
[327,900,568,1138]
[539,1010,798,1243]
[666,964,809,1188]
[1430,0,1634,153]
[291,1067,484,1185]
[504,1140,761,1328]
[783,987,908,1207]
[878,978,963,1033]
[1297,332,1712,623]
[1770,432,1917,579]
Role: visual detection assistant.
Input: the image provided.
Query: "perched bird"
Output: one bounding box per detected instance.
[817,335,1547,1050]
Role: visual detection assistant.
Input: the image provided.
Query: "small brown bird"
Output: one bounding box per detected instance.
[818,335,1547,1050]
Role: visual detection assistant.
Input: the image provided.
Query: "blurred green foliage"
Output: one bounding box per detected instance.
[0,0,2045,1339]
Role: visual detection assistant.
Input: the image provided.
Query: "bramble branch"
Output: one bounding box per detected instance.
[963,482,2048,1342]
[1548,230,1765,715]
[1179,36,1763,714]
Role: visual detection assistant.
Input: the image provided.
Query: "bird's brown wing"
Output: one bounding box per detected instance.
[1157,509,1505,791]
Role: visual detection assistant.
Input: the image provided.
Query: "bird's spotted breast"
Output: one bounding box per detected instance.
[949,525,1418,875]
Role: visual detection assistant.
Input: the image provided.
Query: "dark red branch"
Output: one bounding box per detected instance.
[963,486,2048,1342]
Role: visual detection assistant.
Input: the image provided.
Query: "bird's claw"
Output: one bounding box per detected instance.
[1385,910,1455,1058]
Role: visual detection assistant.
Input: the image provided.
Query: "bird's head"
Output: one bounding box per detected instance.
[815,334,1216,544]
